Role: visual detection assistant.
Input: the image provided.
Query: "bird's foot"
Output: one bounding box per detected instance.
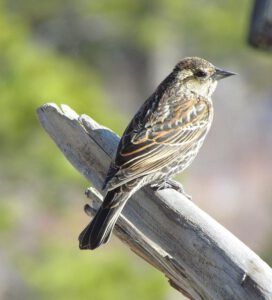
[150,180,192,200]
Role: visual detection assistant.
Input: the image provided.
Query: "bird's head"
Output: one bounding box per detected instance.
[174,57,235,98]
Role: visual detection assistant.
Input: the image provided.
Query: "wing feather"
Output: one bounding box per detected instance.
[105,94,212,190]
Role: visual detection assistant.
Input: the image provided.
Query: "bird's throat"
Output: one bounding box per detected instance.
[183,79,217,99]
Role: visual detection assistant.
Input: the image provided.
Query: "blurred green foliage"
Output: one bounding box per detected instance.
[0,201,15,232]
[20,243,167,300]
[86,0,250,53]
[0,5,122,177]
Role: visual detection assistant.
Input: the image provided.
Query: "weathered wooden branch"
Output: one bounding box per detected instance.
[248,0,272,50]
[37,103,272,300]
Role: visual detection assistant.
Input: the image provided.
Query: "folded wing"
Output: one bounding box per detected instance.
[105,94,212,190]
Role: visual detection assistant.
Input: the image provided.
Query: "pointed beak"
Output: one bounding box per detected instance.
[212,68,236,80]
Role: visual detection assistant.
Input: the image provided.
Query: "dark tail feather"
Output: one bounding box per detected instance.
[79,189,127,250]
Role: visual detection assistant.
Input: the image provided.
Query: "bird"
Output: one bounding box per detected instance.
[79,56,235,250]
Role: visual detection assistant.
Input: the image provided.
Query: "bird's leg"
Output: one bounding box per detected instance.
[150,179,192,200]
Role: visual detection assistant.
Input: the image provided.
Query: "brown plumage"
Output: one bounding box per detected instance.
[79,57,235,250]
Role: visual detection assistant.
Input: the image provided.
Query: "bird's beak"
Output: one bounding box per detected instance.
[212,68,236,80]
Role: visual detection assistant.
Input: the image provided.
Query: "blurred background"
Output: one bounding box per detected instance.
[0,0,272,299]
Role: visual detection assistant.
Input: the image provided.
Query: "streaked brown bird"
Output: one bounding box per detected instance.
[79,57,235,250]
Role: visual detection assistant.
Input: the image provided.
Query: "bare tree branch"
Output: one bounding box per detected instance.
[37,103,272,300]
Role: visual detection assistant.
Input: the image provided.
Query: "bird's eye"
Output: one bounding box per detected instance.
[195,70,207,78]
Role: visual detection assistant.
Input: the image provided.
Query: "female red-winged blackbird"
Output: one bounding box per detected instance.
[79,57,235,250]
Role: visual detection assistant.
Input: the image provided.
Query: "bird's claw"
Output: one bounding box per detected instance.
[150,180,192,200]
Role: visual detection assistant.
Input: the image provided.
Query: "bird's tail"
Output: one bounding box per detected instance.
[78,188,129,250]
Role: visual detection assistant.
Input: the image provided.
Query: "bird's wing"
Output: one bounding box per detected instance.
[105,94,212,190]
